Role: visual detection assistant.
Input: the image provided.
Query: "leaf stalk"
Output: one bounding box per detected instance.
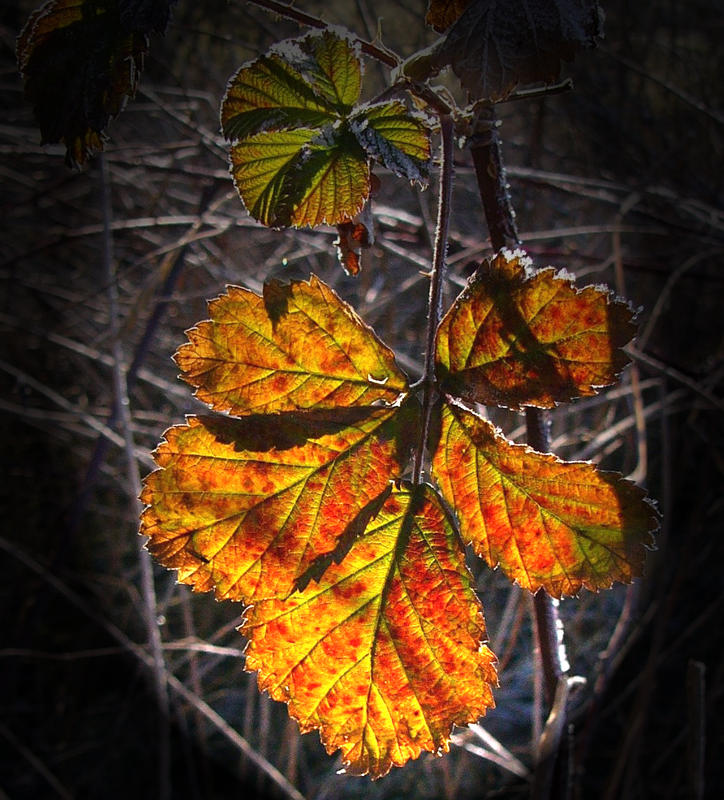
[412,113,454,484]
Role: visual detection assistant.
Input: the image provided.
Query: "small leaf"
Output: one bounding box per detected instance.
[430,0,603,101]
[176,276,407,416]
[436,249,637,409]
[220,54,339,142]
[222,29,375,229]
[432,402,658,598]
[229,127,370,228]
[350,101,431,186]
[17,0,175,168]
[334,212,373,277]
[141,405,416,603]
[243,485,497,777]
[425,0,474,33]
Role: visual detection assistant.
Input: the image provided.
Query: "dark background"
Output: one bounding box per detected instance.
[1,1,722,798]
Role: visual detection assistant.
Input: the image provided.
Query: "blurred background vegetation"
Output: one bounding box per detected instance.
[1,1,722,798]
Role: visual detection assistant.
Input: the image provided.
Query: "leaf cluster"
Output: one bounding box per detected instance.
[141,252,657,776]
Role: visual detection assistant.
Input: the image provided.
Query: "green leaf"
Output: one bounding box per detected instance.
[350,101,431,185]
[221,54,339,142]
[229,127,370,228]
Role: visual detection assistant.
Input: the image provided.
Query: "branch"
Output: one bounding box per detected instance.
[245,0,400,67]
[99,155,171,800]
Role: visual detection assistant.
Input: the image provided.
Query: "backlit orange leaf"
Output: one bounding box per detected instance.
[243,485,497,777]
[436,250,636,409]
[431,402,658,597]
[141,405,415,603]
[176,276,406,415]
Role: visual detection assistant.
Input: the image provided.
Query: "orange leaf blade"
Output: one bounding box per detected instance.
[432,402,658,597]
[243,485,497,777]
[176,276,408,416]
[436,250,637,409]
[141,405,414,603]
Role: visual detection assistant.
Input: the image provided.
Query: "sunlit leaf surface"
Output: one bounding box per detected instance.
[141,405,415,603]
[222,28,432,230]
[432,402,658,597]
[17,0,175,167]
[243,485,497,777]
[431,0,603,101]
[176,276,408,415]
[436,250,636,409]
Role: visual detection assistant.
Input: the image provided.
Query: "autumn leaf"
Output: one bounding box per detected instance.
[430,0,603,101]
[142,276,417,602]
[435,249,637,409]
[425,0,474,33]
[431,401,658,597]
[141,405,416,603]
[243,484,497,777]
[221,28,431,229]
[17,0,176,168]
[176,275,406,415]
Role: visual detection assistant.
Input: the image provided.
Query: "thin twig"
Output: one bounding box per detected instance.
[0,535,307,800]
[99,154,171,800]
[245,0,400,67]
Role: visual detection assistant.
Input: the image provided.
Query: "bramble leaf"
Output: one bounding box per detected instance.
[243,484,497,778]
[141,405,415,603]
[430,0,603,101]
[349,101,431,185]
[228,127,370,229]
[17,0,175,168]
[436,250,637,409]
[431,402,658,597]
[220,28,360,142]
[222,28,432,230]
[176,276,406,415]
[425,0,473,33]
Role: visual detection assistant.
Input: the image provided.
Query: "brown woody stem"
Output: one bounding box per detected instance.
[245,0,400,67]
[469,105,565,708]
[412,113,454,484]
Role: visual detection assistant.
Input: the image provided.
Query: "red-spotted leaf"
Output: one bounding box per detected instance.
[432,401,658,597]
[141,404,416,603]
[349,101,431,185]
[175,276,408,415]
[436,249,637,409]
[17,0,175,168]
[430,0,603,101]
[243,484,497,777]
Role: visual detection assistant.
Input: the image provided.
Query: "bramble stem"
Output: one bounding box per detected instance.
[469,105,565,709]
[245,0,400,67]
[412,113,454,484]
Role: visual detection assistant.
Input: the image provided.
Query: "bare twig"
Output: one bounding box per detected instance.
[99,155,171,800]
[245,0,400,67]
[0,535,307,800]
